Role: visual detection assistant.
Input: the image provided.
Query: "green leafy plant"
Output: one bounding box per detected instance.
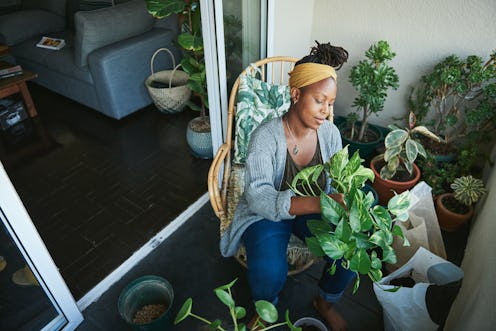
[417,148,477,196]
[451,175,486,206]
[379,112,440,180]
[409,52,496,151]
[289,146,411,293]
[146,0,209,131]
[347,40,399,142]
[174,278,301,331]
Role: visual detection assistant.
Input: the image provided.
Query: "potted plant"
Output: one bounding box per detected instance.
[147,0,213,159]
[340,40,400,162]
[174,278,301,330]
[435,175,486,232]
[289,146,411,293]
[370,112,440,205]
[409,52,496,190]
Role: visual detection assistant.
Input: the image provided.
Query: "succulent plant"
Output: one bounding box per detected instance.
[451,175,486,206]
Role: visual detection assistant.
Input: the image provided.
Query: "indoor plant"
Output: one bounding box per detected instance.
[340,40,399,161]
[147,0,213,158]
[174,278,301,330]
[289,146,411,293]
[409,52,496,169]
[370,112,440,205]
[435,175,486,232]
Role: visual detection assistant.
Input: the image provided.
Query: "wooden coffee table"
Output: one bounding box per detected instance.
[0,61,38,117]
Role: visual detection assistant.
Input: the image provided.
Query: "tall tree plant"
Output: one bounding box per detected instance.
[348,40,399,142]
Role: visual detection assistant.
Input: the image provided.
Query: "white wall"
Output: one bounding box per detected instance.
[271,0,315,58]
[273,0,496,126]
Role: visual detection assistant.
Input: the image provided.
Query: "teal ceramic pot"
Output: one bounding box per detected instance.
[186,117,213,159]
[339,122,384,164]
[118,275,174,331]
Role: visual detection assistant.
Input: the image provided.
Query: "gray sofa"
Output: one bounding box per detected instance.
[0,0,181,119]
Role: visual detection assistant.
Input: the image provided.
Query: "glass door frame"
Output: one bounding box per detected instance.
[0,162,83,331]
[202,0,270,152]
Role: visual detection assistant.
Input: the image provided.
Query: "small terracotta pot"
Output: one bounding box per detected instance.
[370,156,421,206]
[435,193,474,232]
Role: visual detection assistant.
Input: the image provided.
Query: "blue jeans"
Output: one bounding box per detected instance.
[241,214,356,304]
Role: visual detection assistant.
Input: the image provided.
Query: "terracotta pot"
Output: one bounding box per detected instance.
[370,156,421,206]
[435,193,474,232]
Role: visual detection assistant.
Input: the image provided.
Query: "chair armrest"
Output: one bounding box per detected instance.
[208,143,231,219]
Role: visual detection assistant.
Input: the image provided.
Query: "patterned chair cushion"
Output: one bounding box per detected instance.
[233,67,291,164]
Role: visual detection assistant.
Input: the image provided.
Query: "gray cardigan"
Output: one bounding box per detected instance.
[220,117,342,257]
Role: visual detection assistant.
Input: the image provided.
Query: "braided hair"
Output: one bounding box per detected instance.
[296,40,349,70]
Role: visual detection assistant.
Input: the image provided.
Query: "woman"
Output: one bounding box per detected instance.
[220,41,353,331]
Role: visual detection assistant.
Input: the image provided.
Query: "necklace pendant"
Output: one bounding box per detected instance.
[292,145,299,155]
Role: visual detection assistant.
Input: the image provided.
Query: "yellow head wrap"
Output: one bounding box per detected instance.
[288,63,337,89]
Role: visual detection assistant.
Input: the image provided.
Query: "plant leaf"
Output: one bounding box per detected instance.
[214,289,235,308]
[174,298,192,324]
[305,236,326,257]
[349,248,371,274]
[381,245,397,264]
[318,234,346,260]
[320,193,345,225]
[234,306,246,319]
[334,218,352,242]
[353,274,360,294]
[385,129,408,148]
[255,300,278,323]
[369,267,383,282]
[388,191,411,217]
[371,205,393,230]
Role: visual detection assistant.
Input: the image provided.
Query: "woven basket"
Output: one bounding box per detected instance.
[145,48,191,114]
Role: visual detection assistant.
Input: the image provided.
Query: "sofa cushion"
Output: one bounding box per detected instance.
[79,0,114,11]
[11,31,94,85]
[23,0,66,17]
[0,9,65,45]
[74,0,154,66]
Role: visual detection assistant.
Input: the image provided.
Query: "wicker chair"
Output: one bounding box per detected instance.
[208,56,332,275]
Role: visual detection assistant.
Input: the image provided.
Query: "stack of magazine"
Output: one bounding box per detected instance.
[0,63,23,79]
[36,36,65,50]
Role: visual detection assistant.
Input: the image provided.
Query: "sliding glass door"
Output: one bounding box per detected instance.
[202,0,268,151]
[0,163,83,331]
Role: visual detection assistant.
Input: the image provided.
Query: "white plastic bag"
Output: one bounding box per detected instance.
[374,247,464,331]
[408,182,446,259]
[387,182,447,272]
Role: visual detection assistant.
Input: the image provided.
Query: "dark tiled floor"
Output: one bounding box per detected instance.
[75,199,469,331]
[1,83,211,299]
[76,202,385,331]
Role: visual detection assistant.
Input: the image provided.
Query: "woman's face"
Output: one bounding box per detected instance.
[291,77,337,130]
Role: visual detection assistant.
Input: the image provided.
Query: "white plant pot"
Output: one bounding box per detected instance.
[294,317,328,331]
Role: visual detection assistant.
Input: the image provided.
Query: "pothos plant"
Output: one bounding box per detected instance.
[174,278,300,331]
[289,146,411,292]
